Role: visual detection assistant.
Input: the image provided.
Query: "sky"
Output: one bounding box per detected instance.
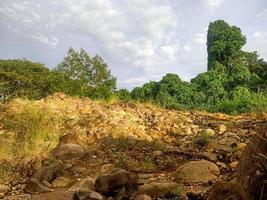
[0,0,267,89]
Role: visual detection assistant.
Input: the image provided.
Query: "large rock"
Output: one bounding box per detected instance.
[32,164,63,183]
[94,171,138,196]
[53,144,86,160]
[73,191,103,200]
[69,176,95,193]
[174,160,220,183]
[25,178,53,194]
[135,182,180,198]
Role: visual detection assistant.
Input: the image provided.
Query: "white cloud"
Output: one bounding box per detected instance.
[194,33,206,45]
[202,0,224,8]
[257,9,267,20]
[29,34,58,47]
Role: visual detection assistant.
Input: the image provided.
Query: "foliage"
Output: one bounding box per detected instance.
[1,20,267,115]
[128,20,267,114]
[55,48,116,100]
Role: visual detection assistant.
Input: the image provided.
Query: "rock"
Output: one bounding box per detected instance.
[25,178,53,194]
[53,143,86,160]
[100,164,121,175]
[237,143,247,151]
[216,125,226,134]
[201,152,217,162]
[94,171,138,196]
[3,194,31,200]
[230,161,239,171]
[205,128,215,137]
[41,181,51,188]
[135,182,180,198]
[88,191,104,200]
[216,161,227,169]
[0,193,4,199]
[69,176,95,193]
[0,184,10,194]
[73,191,103,200]
[32,164,63,183]
[134,194,152,200]
[152,151,162,157]
[51,176,73,188]
[174,160,220,183]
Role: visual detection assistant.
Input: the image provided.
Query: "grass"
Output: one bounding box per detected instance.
[0,104,63,158]
[196,129,212,147]
[0,162,12,183]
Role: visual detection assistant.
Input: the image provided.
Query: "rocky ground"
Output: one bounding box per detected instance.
[0,93,266,200]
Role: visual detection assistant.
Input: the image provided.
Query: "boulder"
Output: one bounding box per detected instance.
[174,160,220,183]
[94,171,138,196]
[73,191,103,200]
[53,144,86,160]
[25,178,53,194]
[135,182,180,198]
[69,176,95,193]
[32,164,63,183]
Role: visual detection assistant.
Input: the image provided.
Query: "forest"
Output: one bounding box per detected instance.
[1,20,267,114]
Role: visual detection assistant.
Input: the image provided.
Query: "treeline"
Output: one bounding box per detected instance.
[118,20,267,114]
[1,20,267,114]
[0,48,116,101]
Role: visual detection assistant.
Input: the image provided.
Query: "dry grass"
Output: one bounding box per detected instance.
[0,104,63,159]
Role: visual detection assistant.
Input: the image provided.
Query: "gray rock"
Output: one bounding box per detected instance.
[135,182,180,198]
[53,144,86,160]
[69,177,95,193]
[32,164,63,183]
[25,178,53,194]
[94,171,138,196]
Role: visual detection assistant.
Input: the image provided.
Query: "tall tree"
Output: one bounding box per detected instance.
[207,20,246,70]
[55,48,116,99]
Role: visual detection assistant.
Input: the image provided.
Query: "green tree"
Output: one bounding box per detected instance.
[207,20,246,70]
[56,48,116,99]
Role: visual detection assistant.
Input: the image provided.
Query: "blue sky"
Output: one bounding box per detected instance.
[0,0,267,89]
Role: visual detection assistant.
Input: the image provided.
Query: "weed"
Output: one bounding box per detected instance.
[196,130,212,147]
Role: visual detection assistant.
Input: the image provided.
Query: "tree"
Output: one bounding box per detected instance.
[56,48,116,99]
[117,89,131,101]
[207,20,246,70]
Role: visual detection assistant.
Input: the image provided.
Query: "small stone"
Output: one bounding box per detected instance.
[205,128,215,137]
[216,125,226,134]
[216,161,227,169]
[230,161,239,171]
[42,181,51,188]
[0,184,10,194]
[134,194,152,200]
[51,176,73,188]
[201,152,217,162]
[152,151,162,157]
[0,193,4,199]
[237,143,247,151]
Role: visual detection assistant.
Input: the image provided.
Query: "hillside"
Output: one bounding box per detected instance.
[0,93,266,199]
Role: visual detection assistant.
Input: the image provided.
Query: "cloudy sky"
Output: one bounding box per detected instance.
[0,0,267,89]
